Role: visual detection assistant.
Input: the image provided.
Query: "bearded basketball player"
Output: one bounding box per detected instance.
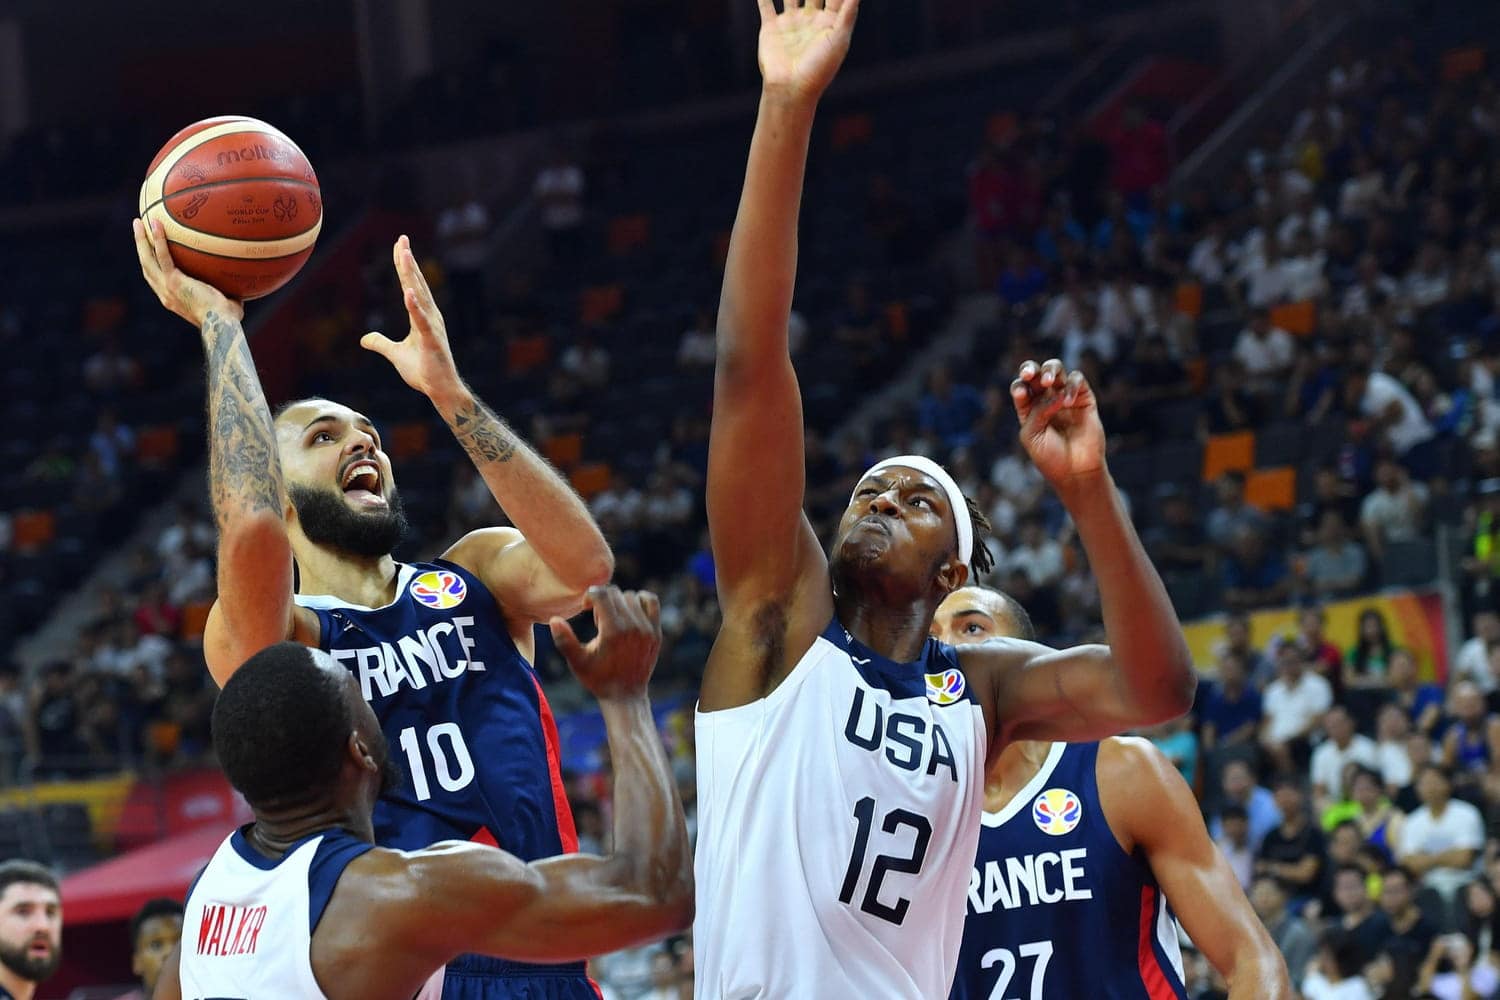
[133,218,622,1000]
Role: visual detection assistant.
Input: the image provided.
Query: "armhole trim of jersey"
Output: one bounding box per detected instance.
[981,741,1065,827]
[694,633,837,724]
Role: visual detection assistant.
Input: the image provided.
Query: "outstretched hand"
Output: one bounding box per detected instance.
[360,236,462,400]
[1011,358,1107,487]
[132,217,243,328]
[756,0,861,102]
[550,586,662,701]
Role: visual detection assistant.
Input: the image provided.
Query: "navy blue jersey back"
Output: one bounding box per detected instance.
[296,560,577,859]
[950,742,1187,1000]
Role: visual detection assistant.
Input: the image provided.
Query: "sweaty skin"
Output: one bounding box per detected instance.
[933,587,1292,1000]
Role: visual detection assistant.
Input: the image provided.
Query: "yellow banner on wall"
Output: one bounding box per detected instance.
[1183,589,1451,683]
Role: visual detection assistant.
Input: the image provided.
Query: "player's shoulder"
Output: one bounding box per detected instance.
[441,526,525,573]
[1096,736,1189,795]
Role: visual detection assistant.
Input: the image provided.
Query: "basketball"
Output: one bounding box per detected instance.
[138,116,322,301]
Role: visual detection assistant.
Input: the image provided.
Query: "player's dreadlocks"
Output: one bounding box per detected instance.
[963,494,995,577]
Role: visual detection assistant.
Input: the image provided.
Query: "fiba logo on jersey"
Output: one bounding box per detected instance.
[924,668,966,705]
[410,570,467,610]
[1032,788,1083,836]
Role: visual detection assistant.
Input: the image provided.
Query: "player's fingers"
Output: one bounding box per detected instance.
[131,220,159,280]
[636,591,662,630]
[146,217,178,275]
[403,289,438,337]
[756,0,774,23]
[1016,359,1040,384]
[359,332,398,359]
[1063,370,1087,406]
[548,616,584,664]
[1024,387,1069,431]
[836,0,860,25]
[1039,357,1065,389]
[589,584,626,638]
[1010,378,1033,421]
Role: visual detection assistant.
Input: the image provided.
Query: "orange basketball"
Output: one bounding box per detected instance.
[138,116,322,301]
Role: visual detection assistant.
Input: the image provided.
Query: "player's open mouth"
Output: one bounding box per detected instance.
[28,940,49,958]
[341,460,386,506]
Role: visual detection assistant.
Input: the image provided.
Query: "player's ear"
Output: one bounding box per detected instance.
[935,558,968,596]
[349,731,377,773]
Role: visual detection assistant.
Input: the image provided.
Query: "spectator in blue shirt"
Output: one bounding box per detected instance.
[1210,757,1284,850]
[1223,525,1292,610]
[1201,650,1265,754]
[917,365,985,450]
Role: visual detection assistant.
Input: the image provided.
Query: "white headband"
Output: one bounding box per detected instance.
[853,455,972,567]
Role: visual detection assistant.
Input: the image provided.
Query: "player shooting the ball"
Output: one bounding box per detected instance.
[132,216,669,1000]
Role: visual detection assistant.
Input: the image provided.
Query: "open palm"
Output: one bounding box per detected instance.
[757,0,861,99]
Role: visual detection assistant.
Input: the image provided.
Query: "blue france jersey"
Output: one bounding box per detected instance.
[296,561,600,999]
[950,741,1187,1000]
[296,560,577,858]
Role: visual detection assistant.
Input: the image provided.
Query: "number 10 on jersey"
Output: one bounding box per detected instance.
[838,796,932,925]
[397,723,476,801]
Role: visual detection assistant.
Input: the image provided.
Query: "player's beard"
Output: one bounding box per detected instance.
[288,483,409,558]
[0,936,60,984]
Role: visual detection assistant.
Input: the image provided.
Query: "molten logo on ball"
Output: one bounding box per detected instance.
[1032,788,1083,836]
[410,570,467,610]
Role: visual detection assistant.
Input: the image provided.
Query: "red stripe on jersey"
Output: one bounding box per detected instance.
[1137,885,1176,1000]
[470,826,499,848]
[530,673,580,853]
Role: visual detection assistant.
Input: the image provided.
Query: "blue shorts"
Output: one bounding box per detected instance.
[441,954,601,1000]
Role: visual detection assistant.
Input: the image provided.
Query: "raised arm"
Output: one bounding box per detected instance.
[331,587,691,982]
[988,359,1195,745]
[1100,739,1293,1000]
[701,0,860,709]
[362,236,612,627]
[132,219,297,685]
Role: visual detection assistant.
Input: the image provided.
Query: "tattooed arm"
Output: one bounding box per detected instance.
[360,237,612,634]
[132,219,303,685]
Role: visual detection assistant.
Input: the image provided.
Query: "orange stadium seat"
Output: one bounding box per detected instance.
[1443,46,1485,82]
[179,602,213,641]
[608,214,651,256]
[507,334,550,375]
[1173,282,1203,319]
[12,510,55,551]
[1245,466,1297,511]
[830,113,873,150]
[135,426,180,466]
[579,284,624,325]
[1270,300,1317,336]
[570,462,612,499]
[1202,431,1255,481]
[388,422,431,460]
[543,432,583,469]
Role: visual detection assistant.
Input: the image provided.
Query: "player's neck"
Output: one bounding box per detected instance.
[248,803,374,857]
[984,741,1052,813]
[0,964,35,1000]
[294,543,401,607]
[833,592,935,664]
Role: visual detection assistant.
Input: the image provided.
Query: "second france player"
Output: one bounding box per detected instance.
[933,586,1291,1000]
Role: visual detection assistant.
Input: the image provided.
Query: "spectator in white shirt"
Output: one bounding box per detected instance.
[1240,236,1294,309]
[1300,928,1375,1000]
[1310,705,1380,812]
[1189,218,1231,285]
[1216,805,1256,891]
[1340,254,1400,318]
[1060,301,1116,370]
[1359,459,1429,564]
[677,308,717,369]
[560,331,611,388]
[1452,611,1500,692]
[1375,704,1415,791]
[1398,764,1485,903]
[1234,309,1297,396]
[1338,152,1388,221]
[1403,242,1452,312]
[1004,518,1065,589]
[1261,643,1334,774]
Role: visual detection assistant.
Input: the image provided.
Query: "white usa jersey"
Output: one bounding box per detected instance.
[695,618,988,999]
[180,826,372,999]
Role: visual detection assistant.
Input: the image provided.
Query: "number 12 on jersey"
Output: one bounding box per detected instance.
[837,796,932,925]
[397,723,476,801]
